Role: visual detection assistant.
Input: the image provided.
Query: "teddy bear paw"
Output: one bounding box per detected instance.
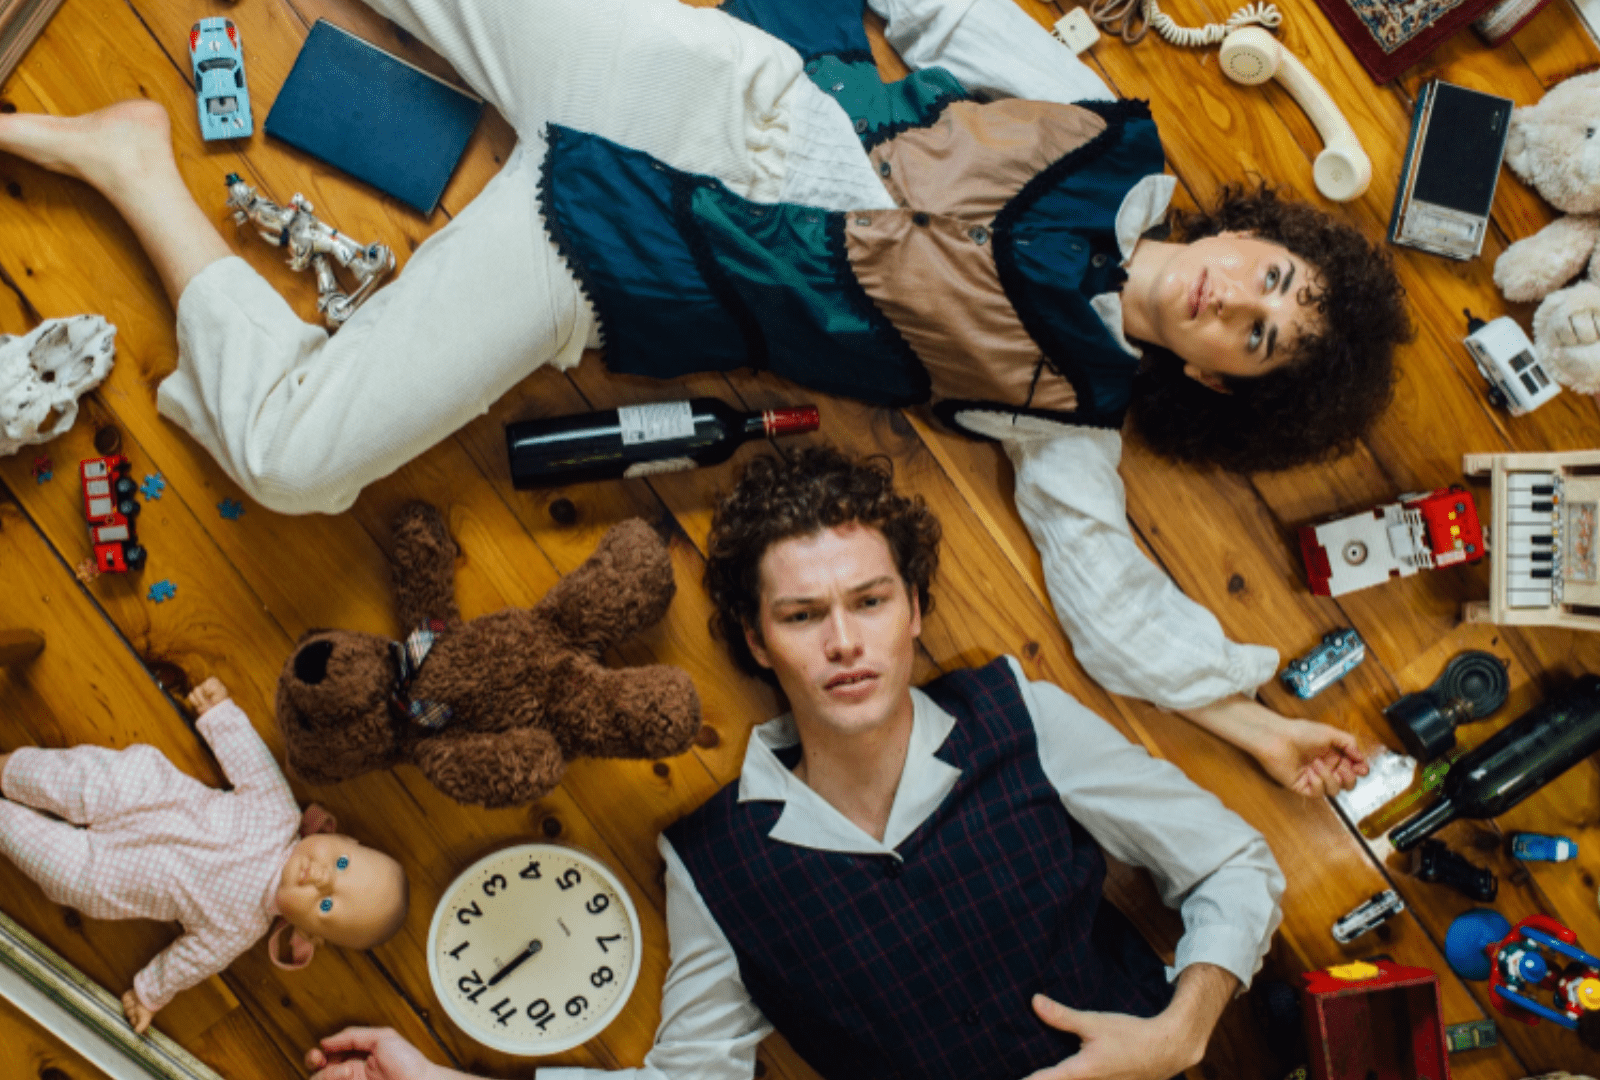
[1534,283,1600,394]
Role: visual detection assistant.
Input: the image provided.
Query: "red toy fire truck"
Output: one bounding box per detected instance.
[1300,486,1485,597]
[80,455,147,573]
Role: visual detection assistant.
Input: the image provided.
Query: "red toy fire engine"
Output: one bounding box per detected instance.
[80,455,147,573]
[1300,486,1485,597]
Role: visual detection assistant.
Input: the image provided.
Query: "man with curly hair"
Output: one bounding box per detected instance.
[304,446,1285,1080]
[0,0,1394,792]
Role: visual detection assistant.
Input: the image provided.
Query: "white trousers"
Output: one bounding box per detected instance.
[157,0,885,514]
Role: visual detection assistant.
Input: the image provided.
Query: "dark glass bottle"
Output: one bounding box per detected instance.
[1390,675,1600,851]
[506,399,820,489]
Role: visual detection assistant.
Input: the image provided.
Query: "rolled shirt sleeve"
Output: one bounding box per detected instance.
[961,411,1279,711]
[537,835,771,1080]
[865,0,1115,103]
[1015,658,1284,988]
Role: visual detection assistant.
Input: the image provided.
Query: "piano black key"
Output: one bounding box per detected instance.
[1532,568,1554,579]
[1532,485,1554,496]
[1532,551,1554,562]
[1532,535,1554,545]
[1531,501,1554,512]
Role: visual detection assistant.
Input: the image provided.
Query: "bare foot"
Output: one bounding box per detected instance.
[0,100,174,193]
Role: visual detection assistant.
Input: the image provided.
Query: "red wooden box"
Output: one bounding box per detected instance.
[1300,961,1451,1080]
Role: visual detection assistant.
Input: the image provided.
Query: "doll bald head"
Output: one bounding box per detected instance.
[274,832,409,955]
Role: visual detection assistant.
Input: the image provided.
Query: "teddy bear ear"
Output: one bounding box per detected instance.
[1502,108,1532,179]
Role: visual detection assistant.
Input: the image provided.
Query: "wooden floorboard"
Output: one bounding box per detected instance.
[3,0,1600,1076]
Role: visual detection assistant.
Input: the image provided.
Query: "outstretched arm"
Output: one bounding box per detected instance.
[959,412,1363,795]
[865,0,1113,103]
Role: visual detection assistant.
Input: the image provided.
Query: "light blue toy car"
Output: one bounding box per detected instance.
[1280,628,1367,699]
[189,18,251,141]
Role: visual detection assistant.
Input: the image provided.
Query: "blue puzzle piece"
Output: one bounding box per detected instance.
[141,473,167,501]
[147,579,177,603]
[218,498,246,521]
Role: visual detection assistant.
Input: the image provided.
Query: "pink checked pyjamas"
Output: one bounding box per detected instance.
[0,701,302,1011]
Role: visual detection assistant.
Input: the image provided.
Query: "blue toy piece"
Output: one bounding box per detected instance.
[189,18,252,141]
[1487,916,1600,1031]
[1445,909,1510,981]
[217,498,246,521]
[1281,628,1367,699]
[147,579,177,603]
[140,473,166,501]
[1511,832,1578,862]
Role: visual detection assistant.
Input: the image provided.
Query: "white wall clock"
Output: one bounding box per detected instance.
[426,843,643,1055]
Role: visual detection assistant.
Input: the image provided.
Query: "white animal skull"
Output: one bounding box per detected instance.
[0,316,116,457]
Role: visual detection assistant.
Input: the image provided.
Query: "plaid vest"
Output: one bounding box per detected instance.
[666,657,1173,1080]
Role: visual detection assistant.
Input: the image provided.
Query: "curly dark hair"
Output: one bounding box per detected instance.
[703,445,941,685]
[1125,184,1410,473]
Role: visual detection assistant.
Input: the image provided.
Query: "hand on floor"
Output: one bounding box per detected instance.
[187,677,231,716]
[1255,718,1368,798]
[305,1027,445,1080]
[121,989,155,1035]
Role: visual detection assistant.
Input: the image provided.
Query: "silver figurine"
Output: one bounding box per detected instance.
[224,174,396,327]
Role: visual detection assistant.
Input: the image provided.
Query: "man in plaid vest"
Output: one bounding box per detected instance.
[306,445,1284,1080]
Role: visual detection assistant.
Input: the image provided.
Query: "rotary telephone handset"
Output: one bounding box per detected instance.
[1218,27,1372,203]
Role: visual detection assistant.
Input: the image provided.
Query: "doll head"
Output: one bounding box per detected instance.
[273,832,408,960]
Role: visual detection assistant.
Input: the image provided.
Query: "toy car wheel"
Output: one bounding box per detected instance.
[1342,539,1368,565]
[118,498,140,519]
[114,476,138,499]
[1486,386,1508,410]
[123,544,147,571]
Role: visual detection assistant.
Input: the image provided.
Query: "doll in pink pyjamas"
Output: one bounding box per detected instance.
[0,677,409,1035]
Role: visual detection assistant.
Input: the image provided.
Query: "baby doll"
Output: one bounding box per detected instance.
[0,677,409,1034]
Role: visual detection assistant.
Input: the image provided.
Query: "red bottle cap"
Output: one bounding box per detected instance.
[763,406,821,437]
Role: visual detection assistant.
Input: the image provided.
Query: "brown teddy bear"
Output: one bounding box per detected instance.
[275,503,700,807]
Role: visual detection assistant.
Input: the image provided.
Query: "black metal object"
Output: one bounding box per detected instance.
[1412,839,1497,902]
[1384,650,1509,762]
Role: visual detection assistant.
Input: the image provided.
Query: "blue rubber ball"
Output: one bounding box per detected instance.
[1445,909,1511,981]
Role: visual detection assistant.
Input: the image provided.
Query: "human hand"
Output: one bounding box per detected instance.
[305,1027,443,1080]
[1021,995,1204,1080]
[1254,717,1368,798]
[121,989,155,1035]
[186,677,230,716]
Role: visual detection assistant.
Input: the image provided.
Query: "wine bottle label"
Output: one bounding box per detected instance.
[622,456,697,479]
[618,402,695,445]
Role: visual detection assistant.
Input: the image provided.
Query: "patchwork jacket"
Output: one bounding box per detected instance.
[538,0,1165,430]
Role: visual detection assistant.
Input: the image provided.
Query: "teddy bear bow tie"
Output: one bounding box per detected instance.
[388,619,456,730]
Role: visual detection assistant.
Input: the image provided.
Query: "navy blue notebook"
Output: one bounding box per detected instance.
[265,20,484,215]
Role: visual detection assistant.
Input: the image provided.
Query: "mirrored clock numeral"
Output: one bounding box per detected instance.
[590,965,614,988]
[447,941,470,960]
[596,934,622,954]
[458,970,488,1003]
[490,998,515,1026]
[555,868,582,891]
[565,995,588,1017]
[457,900,482,925]
[585,893,610,915]
[519,859,543,880]
[527,998,554,1030]
[482,873,507,898]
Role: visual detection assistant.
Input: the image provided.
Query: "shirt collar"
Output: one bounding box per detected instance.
[1093,173,1177,361]
[736,689,963,855]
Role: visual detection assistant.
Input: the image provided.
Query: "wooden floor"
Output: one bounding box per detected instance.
[3,0,1600,1076]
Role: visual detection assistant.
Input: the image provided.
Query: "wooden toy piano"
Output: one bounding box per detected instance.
[1463,450,1600,631]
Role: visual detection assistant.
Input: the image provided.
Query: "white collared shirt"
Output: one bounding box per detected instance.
[539,659,1284,1080]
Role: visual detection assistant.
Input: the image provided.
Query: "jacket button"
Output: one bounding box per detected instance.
[1091,253,1108,267]
[968,226,989,245]
[879,161,892,178]
[831,81,846,93]
[884,858,904,879]
[855,118,868,133]
[806,61,819,74]
[855,216,872,226]
[912,212,929,227]
[963,1008,982,1025]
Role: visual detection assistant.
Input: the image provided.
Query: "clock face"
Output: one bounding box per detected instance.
[426,843,642,1055]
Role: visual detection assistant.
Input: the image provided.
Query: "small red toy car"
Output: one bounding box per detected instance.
[1300,486,1485,597]
[80,455,147,573]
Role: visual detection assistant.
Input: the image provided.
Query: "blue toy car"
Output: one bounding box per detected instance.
[1281,628,1367,699]
[189,18,251,141]
[1510,832,1578,862]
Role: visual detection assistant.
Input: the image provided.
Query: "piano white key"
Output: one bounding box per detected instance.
[1509,586,1555,609]
[1508,471,1556,494]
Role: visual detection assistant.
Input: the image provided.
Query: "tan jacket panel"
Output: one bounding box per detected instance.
[868,100,1108,220]
[844,209,1078,412]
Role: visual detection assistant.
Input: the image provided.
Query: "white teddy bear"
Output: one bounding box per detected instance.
[1494,69,1600,394]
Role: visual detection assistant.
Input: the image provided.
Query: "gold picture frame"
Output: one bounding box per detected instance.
[0,908,224,1080]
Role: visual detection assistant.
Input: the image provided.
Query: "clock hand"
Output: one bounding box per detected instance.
[486,940,543,987]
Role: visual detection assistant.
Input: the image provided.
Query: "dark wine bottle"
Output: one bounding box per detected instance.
[506,399,820,489]
[1390,675,1600,851]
